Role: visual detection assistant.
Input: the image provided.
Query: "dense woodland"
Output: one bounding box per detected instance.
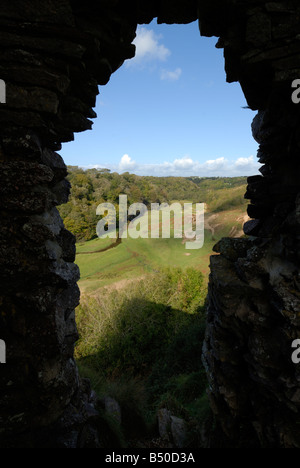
[58,166,248,241]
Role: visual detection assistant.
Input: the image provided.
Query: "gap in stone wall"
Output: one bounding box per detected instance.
[60,21,258,180]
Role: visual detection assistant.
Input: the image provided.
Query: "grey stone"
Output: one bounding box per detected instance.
[170,416,188,448]
[104,397,122,426]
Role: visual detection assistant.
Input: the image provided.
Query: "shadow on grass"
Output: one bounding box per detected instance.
[76,296,211,447]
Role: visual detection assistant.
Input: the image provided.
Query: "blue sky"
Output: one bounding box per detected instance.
[61,20,261,177]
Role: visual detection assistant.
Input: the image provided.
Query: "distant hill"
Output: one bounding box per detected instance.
[58,166,248,242]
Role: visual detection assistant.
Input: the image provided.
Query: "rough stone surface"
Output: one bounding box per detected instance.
[157,408,188,448]
[158,408,172,443]
[170,416,188,448]
[103,397,122,426]
[0,0,299,448]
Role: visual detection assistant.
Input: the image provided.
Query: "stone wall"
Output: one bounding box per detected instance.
[0,0,299,448]
[0,0,136,447]
[200,0,300,448]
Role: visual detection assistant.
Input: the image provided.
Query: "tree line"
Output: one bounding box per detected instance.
[58,166,247,241]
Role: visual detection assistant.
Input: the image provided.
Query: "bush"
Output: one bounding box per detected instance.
[75,267,209,446]
[75,269,207,376]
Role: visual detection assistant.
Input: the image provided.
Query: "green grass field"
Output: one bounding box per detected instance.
[76,206,248,294]
[74,197,249,446]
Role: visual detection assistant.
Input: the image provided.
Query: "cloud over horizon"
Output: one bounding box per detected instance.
[86,154,261,178]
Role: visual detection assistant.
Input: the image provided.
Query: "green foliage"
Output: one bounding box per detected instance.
[100,377,149,438]
[147,315,208,415]
[76,363,149,442]
[58,166,247,241]
[59,168,250,446]
[75,267,210,446]
[65,169,249,445]
[75,269,207,376]
[165,267,206,314]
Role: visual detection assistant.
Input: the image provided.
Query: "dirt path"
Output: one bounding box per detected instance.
[204,214,222,237]
[77,236,122,255]
[231,214,250,237]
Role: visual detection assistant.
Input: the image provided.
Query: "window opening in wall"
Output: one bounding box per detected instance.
[58,21,260,447]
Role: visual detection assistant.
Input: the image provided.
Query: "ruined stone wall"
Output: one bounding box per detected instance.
[200,0,300,448]
[0,0,137,447]
[0,0,299,448]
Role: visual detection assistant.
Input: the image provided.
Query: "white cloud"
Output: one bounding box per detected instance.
[128,27,170,65]
[173,156,194,169]
[234,155,256,169]
[119,154,137,171]
[160,68,182,81]
[205,157,226,171]
[88,154,261,177]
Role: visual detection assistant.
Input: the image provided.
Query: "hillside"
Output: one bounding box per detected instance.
[58,168,250,447]
[76,206,248,294]
[58,166,248,242]
[57,167,249,293]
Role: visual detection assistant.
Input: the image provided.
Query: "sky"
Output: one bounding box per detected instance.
[60,20,261,177]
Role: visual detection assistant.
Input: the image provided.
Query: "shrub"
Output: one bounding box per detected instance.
[75,269,207,377]
[75,267,209,446]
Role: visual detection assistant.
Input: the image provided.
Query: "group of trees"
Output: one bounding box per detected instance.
[58,166,247,241]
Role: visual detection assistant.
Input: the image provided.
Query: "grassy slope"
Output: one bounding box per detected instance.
[76,205,248,294]
[74,184,249,446]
